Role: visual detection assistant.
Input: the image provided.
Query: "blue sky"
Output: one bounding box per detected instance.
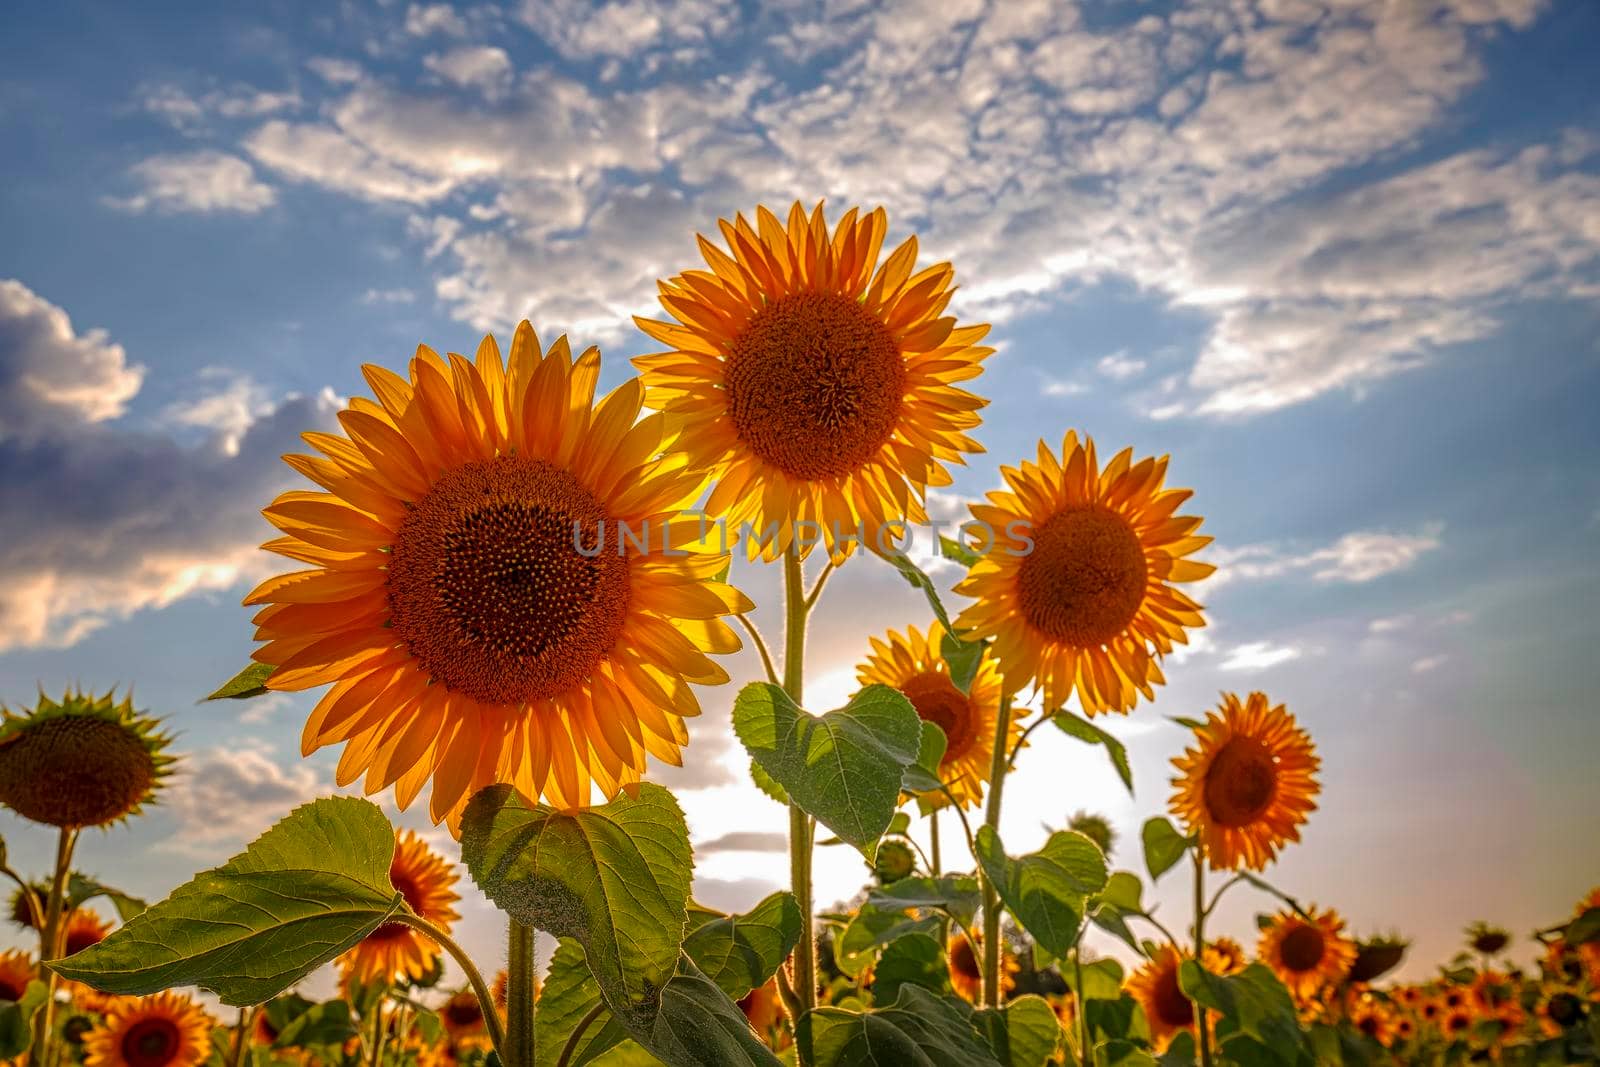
[2,0,1598,990]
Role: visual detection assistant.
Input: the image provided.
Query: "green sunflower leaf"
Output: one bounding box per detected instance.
[0,981,49,1060]
[1177,961,1305,1055]
[732,682,923,861]
[49,796,400,1005]
[272,999,359,1049]
[1566,907,1600,946]
[871,931,951,1005]
[533,940,634,1067]
[834,906,942,978]
[940,631,987,695]
[975,827,1108,958]
[878,547,956,632]
[681,891,802,1000]
[459,783,691,1030]
[1141,817,1190,881]
[972,994,1063,1067]
[902,721,948,795]
[1050,709,1134,794]
[205,663,275,701]
[66,873,147,921]
[868,874,982,926]
[799,986,1004,1067]
[938,535,981,569]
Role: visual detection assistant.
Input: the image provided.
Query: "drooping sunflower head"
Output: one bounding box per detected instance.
[82,991,213,1067]
[338,830,460,984]
[1258,906,1357,1005]
[1202,936,1248,977]
[248,324,749,827]
[872,839,917,885]
[1466,921,1511,957]
[635,201,992,562]
[1126,944,1197,1051]
[856,622,1013,810]
[952,432,1212,716]
[0,948,35,1002]
[1348,935,1409,984]
[0,688,173,829]
[1169,692,1319,872]
[1067,811,1117,858]
[945,929,1013,1003]
[8,882,47,931]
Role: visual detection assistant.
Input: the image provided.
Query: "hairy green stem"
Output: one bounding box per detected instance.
[506,919,537,1067]
[782,542,818,1059]
[31,826,79,1067]
[981,695,1013,1008]
[1194,848,1213,1067]
[394,912,506,1056]
[1073,944,1090,1064]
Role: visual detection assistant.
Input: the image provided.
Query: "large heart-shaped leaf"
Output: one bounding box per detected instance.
[976,827,1108,957]
[800,986,1003,1067]
[871,931,950,1006]
[1141,817,1190,881]
[733,682,922,860]
[51,797,399,1005]
[460,783,691,1028]
[642,958,783,1066]
[682,892,802,999]
[1050,709,1133,794]
[834,905,941,978]
[973,995,1063,1067]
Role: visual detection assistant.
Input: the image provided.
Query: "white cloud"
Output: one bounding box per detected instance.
[1096,350,1147,381]
[160,747,322,853]
[107,151,276,215]
[162,368,275,455]
[1208,525,1443,588]
[424,46,513,98]
[1219,640,1302,672]
[307,57,364,84]
[519,0,738,59]
[1411,654,1450,673]
[0,280,144,433]
[405,3,468,38]
[361,287,417,304]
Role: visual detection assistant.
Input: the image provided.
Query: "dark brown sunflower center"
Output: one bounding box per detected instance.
[1357,1015,1380,1038]
[121,1018,181,1067]
[0,716,156,829]
[64,919,107,957]
[369,868,426,942]
[1202,737,1279,828]
[724,290,905,481]
[1548,993,1581,1025]
[1015,505,1147,649]
[1279,924,1326,973]
[1153,963,1195,1028]
[898,671,977,761]
[949,938,980,979]
[444,993,484,1028]
[387,455,630,706]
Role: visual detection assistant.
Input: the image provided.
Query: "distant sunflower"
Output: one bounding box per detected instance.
[946,930,1013,1003]
[856,622,1014,809]
[1574,888,1600,984]
[63,910,115,957]
[0,688,172,829]
[738,978,787,1045]
[1258,907,1357,1005]
[1537,991,1584,1037]
[1466,921,1510,957]
[1439,985,1471,1013]
[248,325,748,824]
[1348,936,1409,984]
[635,201,991,562]
[0,948,34,1002]
[8,883,46,930]
[1202,937,1248,977]
[439,989,489,1047]
[83,992,212,1067]
[1470,970,1517,1014]
[1350,997,1396,1047]
[338,830,460,984]
[1126,945,1196,1052]
[1441,1005,1475,1041]
[1067,812,1116,858]
[952,432,1211,716]
[1169,692,1319,871]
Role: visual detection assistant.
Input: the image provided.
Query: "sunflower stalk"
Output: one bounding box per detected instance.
[1193,848,1214,1067]
[505,918,537,1067]
[29,825,79,1067]
[781,542,818,1057]
[980,694,1013,1008]
[395,911,506,1055]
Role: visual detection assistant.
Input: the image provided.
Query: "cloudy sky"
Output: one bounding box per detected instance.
[2,0,1598,993]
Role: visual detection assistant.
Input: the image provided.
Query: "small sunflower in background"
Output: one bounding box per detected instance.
[0,688,172,829]
[0,948,35,1002]
[439,988,490,1048]
[953,432,1212,716]
[635,201,991,562]
[1347,935,1409,984]
[1169,692,1319,871]
[1441,1004,1476,1042]
[1350,996,1397,1047]
[8,882,46,931]
[248,325,749,824]
[1202,936,1248,977]
[1470,969,1517,1014]
[490,967,540,1018]
[1258,906,1357,1004]
[338,830,459,984]
[82,992,212,1067]
[1466,920,1511,958]
[855,622,1013,809]
[1126,945,1197,1052]
[1066,811,1117,858]
[63,909,115,957]
[739,978,788,1048]
[1536,990,1585,1037]
[946,929,1013,1003]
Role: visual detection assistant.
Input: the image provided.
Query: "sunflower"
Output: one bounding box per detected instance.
[1441,1005,1475,1041]
[946,930,1013,1003]
[338,830,460,984]
[1393,1014,1417,1043]
[855,622,1014,809]
[63,910,115,957]
[634,201,991,562]
[1470,970,1516,1014]
[83,992,212,1067]
[1439,985,1471,1013]
[739,978,788,1047]
[490,967,539,1018]
[952,432,1211,716]
[247,325,748,824]
[1202,937,1248,977]
[0,688,173,829]
[1126,945,1197,1052]
[1169,692,1319,872]
[1258,906,1357,1005]
[1573,888,1600,984]
[1348,936,1409,984]
[1466,921,1510,957]
[1067,812,1116,858]
[7,883,45,930]
[1537,991,1584,1037]
[0,949,34,1002]
[1350,997,1397,1047]
[439,989,489,1047]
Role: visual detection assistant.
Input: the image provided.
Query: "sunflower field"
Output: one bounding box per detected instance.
[0,202,1595,1067]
